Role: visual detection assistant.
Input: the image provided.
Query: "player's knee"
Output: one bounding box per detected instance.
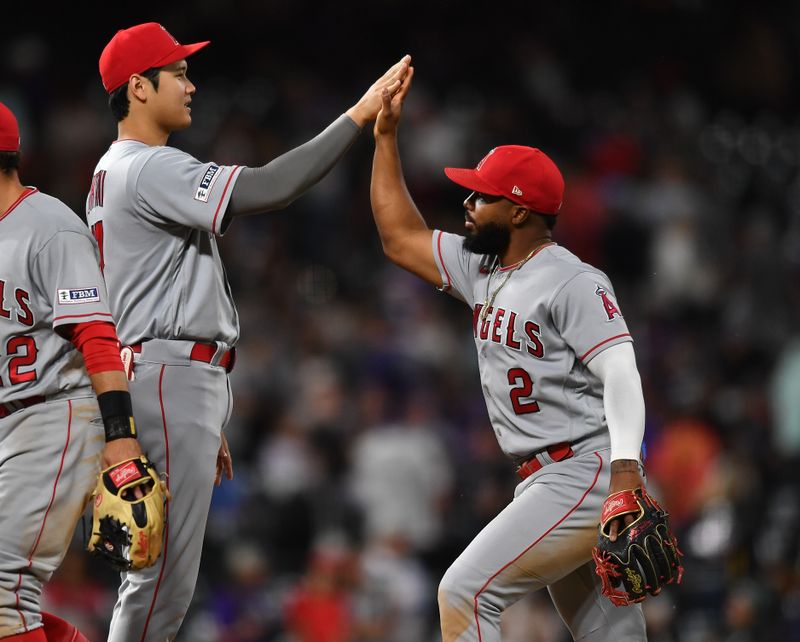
[437,563,475,638]
[439,560,507,622]
[438,561,472,607]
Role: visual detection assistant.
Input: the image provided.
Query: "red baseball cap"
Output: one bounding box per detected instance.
[444,145,565,215]
[0,102,20,152]
[99,22,210,93]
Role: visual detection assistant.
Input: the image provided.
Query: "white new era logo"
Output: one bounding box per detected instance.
[512,185,523,196]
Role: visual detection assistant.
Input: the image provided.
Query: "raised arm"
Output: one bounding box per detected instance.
[370,67,441,287]
[227,56,412,217]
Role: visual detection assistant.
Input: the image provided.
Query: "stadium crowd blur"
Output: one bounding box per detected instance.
[4,1,800,640]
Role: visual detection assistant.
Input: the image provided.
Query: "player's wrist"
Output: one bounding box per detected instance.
[375,124,398,138]
[345,106,369,129]
[97,390,137,442]
[608,466,644,494]
[609,458,640,472]
[102,439,143,469]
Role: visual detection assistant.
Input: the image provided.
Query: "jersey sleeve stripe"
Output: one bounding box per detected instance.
[579,333,632,362]
[53,311,115,322]
[211,165,242,235]
[436,230,452,292]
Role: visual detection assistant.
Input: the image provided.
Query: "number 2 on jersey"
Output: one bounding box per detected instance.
[507,368,541,414]
[4,336,38,385]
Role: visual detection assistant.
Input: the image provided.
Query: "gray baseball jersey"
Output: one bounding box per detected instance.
[431,232,645,642]
[86,143,241,641]
[86,142,242,347]
[432,233,632,459]
[89,117,363,640]
[0,188,115,403]
[0,187,105,637]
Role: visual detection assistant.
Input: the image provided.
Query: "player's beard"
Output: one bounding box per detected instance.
[462,222,511,256]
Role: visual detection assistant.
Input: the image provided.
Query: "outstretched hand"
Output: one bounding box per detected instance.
[347,55,412,128]
[374,65,415,138]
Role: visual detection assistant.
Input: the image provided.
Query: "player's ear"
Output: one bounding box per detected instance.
[510,205,530,226]
[128,74,150,103]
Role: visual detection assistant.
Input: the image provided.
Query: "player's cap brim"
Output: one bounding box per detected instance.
[152,41,210,69]
[443,167,503,197]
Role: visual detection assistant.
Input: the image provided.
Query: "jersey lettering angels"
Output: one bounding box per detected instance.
[433,232,631,459]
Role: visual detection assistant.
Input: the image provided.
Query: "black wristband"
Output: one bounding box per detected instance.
[97,390,137,442]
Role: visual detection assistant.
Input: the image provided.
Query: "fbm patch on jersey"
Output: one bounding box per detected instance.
[194,164,221,202]
[58,287,101,304]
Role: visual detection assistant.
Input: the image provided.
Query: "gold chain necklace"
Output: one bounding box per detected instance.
[479,240,554,323]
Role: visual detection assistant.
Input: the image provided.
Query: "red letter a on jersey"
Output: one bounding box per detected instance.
[595,285,621,320]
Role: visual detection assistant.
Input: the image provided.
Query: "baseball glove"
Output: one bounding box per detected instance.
[591,487,684,606]
[87,455,168,571]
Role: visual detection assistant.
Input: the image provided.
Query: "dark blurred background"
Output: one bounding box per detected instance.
[4,0,800,640]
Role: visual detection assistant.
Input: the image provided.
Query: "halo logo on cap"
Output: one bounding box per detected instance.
[443,145,565,215]
[161,24,180,46]
[476,148,496,171]
[99,22,210,93]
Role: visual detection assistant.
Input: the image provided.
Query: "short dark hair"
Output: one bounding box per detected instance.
[108,67,161,122]
[505,199,559,230]
[0,151,20,176]
[534,212,558,230]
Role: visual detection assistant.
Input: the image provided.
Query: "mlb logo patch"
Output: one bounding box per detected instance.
[57,287,101,304]
[194,164,221,202]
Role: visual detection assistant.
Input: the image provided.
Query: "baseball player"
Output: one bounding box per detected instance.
[87,22,411,642]
[0,102,146,642]
[369,72,656,640]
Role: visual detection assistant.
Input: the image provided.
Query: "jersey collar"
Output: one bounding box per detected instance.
[0,187,38,223]
[497,241,556,273]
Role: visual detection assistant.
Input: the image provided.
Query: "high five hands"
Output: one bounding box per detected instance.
[374,61,415,138]
[347,55,413,129]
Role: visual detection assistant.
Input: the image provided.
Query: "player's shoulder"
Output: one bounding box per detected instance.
[140,144,200,169]
[18,190,88,234]
[541,244,608,276]
[537,244,614,289]
[100,141,196,175]
[145,144,195,160]
[9,190,93,255]
[128,144,208,190]
[99,139,149,163]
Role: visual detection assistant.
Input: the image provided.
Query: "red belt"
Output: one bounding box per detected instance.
[131,342,236,373]
[0,395,47,419]
[516,443,574,480]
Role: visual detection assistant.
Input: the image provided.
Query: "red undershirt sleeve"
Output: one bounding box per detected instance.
[65,321,124,375]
